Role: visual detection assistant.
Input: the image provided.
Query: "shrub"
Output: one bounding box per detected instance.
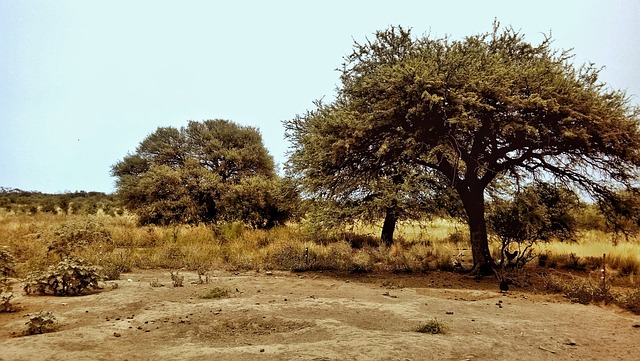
[414,318,447,334]
[170,271,184,287]
[543,274,614,305]
[48,219,113,257]
[0,247,16,312]
[616,289,640,314]
[202,286,229,299]
[25,311,58,335]
[98,250,134,281]
[0,247,16,278]
[1,289,14,312]
[24,258,103,296]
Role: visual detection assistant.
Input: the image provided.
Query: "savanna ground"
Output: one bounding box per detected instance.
[1,211,640,360]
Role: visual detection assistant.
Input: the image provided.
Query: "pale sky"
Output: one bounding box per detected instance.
[1,0,639,193]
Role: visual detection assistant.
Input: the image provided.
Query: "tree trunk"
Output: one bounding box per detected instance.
[381,207,397,247]
[459,185,495,275]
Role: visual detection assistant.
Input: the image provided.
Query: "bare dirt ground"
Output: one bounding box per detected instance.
[1,269,639,361]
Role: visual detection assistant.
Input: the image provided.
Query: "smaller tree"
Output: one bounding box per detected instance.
[112,120,295,228]
[487,182,579,268]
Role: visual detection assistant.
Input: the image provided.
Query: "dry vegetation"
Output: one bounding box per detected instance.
[0,209,639,315]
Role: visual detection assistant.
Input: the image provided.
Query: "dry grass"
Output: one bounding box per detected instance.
[1,210,639,294]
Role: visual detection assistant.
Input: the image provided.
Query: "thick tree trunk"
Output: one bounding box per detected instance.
[381,207,397,247]
[459,186,495,275]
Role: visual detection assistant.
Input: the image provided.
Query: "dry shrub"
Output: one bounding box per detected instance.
[543,274,614,304]
[616,289,640,314]
[202,286,230,299]
[414,318,447,334]
[349,251,373,273]
[264,240,352,271]
[25,311,58,335]
[48,218,113,257]
[607,254,640,276]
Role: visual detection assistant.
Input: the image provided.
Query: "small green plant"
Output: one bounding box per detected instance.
[170,271,184,287]
[25,311,58,335]
[414,318,448,334]
[201,286,229,299]
[24,258,103,296]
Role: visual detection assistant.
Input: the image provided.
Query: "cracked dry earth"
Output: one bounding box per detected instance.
[1,270,639,361]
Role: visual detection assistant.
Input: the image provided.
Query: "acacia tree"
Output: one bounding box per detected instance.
[112,119,295,227]
[286,24,640,273]
[286,101,461,245]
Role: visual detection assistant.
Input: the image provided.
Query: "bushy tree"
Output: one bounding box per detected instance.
[112,120,294,228]
[285,23,640,273]
[487,182,579,268]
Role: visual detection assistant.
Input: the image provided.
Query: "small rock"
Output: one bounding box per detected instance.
[564,339,577,346]
[260,349,265,353]
[127,279,133,282]
[113,332,121,337]
[265,271,273,275]
[632,324,640,328]
[446,311,454,315]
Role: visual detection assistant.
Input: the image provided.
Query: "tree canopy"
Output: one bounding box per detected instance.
[285,23,640,273]
[112,119,295,228]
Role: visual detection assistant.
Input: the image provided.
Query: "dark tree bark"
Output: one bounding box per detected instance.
[457,181,495,275]
[381,206,398,247]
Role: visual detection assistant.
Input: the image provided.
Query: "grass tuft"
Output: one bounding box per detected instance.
[414,318,448,334]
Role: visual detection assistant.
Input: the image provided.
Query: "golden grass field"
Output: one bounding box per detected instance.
[1,209,639,285]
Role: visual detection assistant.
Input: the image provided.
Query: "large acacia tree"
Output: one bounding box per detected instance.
[286,24,640,273]
[112,119,295,228]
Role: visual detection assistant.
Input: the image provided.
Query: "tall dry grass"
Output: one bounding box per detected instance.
[1,209,639,284]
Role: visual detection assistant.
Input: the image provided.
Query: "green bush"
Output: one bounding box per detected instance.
[24,258,103,296]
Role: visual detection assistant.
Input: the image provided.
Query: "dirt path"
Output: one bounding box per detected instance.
[1,270,638,360]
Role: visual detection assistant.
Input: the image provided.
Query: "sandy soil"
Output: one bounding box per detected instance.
[1,269,639,361]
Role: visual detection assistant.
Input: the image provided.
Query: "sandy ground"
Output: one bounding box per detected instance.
[1,269,639,361]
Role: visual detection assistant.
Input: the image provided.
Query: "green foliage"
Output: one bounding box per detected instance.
[487,182,579,268]
[24,258,103,296]
[285,22,640,270]
[597,189,640,241]
[112,119,295,228]
[414,318,447,334]
[25,311,58,335]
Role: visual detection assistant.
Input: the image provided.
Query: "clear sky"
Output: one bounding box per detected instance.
[1,0,638,194]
